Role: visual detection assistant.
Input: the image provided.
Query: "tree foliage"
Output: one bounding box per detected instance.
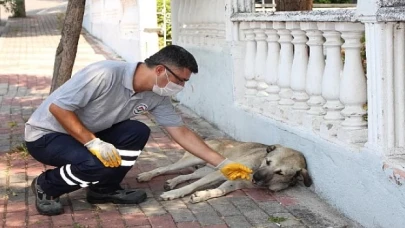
[0,0,26,17]
[157,0,171,48]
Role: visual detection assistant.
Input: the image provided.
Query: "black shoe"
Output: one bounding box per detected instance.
[86,186,147,204]
[31,177,64,216]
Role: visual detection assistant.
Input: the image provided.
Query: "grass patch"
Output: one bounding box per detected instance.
[268,216,288,223]
[8,121,17,128]
[7,142,29,158]
[73,223,90,228]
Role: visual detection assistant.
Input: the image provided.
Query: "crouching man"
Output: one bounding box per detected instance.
[25,45,246,215]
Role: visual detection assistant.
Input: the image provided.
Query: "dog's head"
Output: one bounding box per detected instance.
[252,145,312,191]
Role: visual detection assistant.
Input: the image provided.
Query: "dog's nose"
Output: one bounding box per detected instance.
[253,172,262,181]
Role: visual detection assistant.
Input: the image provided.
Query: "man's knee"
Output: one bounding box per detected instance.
[138,121,151,141]
[120,120,151,149]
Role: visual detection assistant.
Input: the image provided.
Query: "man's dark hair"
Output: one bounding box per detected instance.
[144,45,198,73]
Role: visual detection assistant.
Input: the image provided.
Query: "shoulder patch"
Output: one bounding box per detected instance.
[133,103,148,115]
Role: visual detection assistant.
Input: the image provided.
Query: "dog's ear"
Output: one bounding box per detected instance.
[266,145,277,153]
[299,168,312,187]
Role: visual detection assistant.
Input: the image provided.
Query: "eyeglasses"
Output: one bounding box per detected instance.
[161,64,188,84]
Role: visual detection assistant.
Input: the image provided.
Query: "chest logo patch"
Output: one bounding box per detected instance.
[133,103,148,115]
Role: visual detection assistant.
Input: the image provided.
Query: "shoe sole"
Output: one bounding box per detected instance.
[31,177,64,216]
[87,192,147,204]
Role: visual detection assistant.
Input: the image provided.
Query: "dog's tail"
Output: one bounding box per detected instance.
[266,145,277,153]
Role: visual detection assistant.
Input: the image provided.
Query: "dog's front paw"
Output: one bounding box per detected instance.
[163,179,178,191]
[136,172,154,182]
[190,191,210,203]
[190,189,223,203]
[160,189,187,201]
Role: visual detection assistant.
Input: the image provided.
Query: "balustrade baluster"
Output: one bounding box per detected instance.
[302,22,326,130]
[319,23,344,137]
[336,23,368,143]
[254,22,269,108]
[241,22,258,104]
[289,22,309,123]
[264,22,280,108]
[274,22,294,119]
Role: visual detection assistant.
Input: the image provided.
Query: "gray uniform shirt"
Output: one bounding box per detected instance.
[24,60,184,142]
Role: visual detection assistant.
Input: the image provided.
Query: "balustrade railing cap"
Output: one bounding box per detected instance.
[376,6,405,21]
[231,9,356,22]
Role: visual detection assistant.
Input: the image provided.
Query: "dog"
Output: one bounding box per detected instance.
[136,139,312,203]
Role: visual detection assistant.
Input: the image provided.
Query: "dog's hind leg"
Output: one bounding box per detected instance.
[190,180,255,203]
[137,153,205,182]
[160,171,226,200]
[164,166,214,191]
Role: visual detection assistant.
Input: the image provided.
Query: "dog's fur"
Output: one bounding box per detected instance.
[137,139,312,203]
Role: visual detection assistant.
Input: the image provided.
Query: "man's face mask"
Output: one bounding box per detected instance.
[152,69,184,96]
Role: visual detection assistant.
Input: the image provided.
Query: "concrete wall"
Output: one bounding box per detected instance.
[82,0,159,62]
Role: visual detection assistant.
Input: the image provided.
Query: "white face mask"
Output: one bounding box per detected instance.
[152,70,184,96]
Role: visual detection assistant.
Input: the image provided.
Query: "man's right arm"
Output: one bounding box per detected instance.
[49,103,96,144]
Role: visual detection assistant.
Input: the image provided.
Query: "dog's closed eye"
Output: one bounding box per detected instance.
[274,170,283,175]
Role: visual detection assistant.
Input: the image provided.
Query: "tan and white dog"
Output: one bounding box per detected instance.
[136,139,312,203]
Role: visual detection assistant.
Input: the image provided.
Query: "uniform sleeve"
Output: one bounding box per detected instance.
[52,64,111,111]
[150,97,184,127]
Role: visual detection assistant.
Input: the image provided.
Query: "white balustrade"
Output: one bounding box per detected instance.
[264,22,280,107]
[185,0,194,44]
[289,22,309,123]
[173,0,226,47]
[177,0,185,44]
[188,0,197,44]
[241,22,258,103]
[215,0,226,44]
[198,0,208,45]
[366,22,405,155]
[392,23,405,154]
[319,22,344,137]
[302,22,326,130]
[336,23,368,143]
[171,0,180,44]
[275,22,294,119]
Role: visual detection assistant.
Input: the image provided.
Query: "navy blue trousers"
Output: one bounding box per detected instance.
[26,120,151,197]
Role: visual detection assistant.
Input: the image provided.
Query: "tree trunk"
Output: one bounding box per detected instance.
[50,0,86,93]
[275,0,313,11]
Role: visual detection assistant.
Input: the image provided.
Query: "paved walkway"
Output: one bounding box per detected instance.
[0,1,363,228]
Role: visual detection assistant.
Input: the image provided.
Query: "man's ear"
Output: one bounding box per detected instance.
[155,65,165,75]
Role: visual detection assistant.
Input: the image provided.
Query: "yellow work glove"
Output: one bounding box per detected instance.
[84,138,121,168]
[216,158,252,180]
